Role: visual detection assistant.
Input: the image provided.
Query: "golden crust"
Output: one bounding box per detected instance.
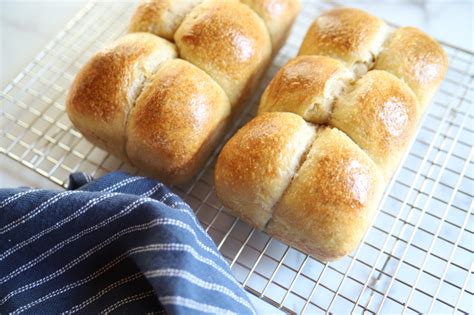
[129,0,204,40]
[267,127,384,261]
[215,112,316,230]
[298,7,388,67]
[330,70,420,181]
[126,59,231,184]
[258,55,353,124]
[66,33,177,159]
[174,0,272,108]
[374,27,448,109]
[241,0,301,51]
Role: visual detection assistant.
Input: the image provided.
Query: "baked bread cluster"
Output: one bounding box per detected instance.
[215,7,448,261]
[67,0,300,183]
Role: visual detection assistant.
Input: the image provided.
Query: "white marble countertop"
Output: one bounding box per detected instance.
[0,0,473,313]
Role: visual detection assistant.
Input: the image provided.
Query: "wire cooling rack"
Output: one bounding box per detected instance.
[1,1,473,313]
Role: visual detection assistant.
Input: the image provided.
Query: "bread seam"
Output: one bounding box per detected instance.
[262,123,318,231]
[123,59,171,164]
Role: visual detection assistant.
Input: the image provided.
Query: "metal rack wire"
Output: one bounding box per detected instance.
[1,1,472,313]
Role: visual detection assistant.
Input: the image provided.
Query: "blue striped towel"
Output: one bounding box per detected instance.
[0,172,255,314]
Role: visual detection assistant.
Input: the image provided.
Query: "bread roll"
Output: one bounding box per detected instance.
[330,71,420,181]
[258,55,353,124]
[298,8,388,76]
[129,0,204,41]
[241,0,301,51]
[174,0,272,109]
[66,33,177,159]
[266,127,384,261]
[215,112,316,230]
[126,59,231,184]
[374,27,448,109]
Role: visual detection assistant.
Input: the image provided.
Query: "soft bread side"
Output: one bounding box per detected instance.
[126,59,231,184]
[267,127,384,261]
[215,112,316,230]
[66,33,177,159]
[241,0,301,52]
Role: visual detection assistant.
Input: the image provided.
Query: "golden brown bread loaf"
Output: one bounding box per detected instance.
[67,0,299,183]
[216,7,447,261]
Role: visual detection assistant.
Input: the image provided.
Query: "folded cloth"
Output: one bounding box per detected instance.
[0,172,255,314]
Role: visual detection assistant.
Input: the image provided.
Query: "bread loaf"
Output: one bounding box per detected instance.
[216,7,447,260]
[67,0,300,183]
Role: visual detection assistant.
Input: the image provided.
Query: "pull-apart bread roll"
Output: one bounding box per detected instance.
[216,7,447,260]
[68,0,299,183]
[258,55,353,124]
[330,71,420,181]
[174,0,272,108]
[298,8,389,76]
[126,59,230,184]
[66,33,177,160]
[215,113,383,260]
[215,113,315,230]
[267,127,383,261]
[374,27,448,109]
[129,0,205,41]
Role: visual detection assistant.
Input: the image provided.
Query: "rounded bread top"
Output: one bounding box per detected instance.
[298,7,387,66]
[127,58,231,177]
[259,55,353,124]
[330,70,420,180]
[174,0,272,106]
[67,32,177,124]
[374,26,448,108]
[129,0,204,41]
